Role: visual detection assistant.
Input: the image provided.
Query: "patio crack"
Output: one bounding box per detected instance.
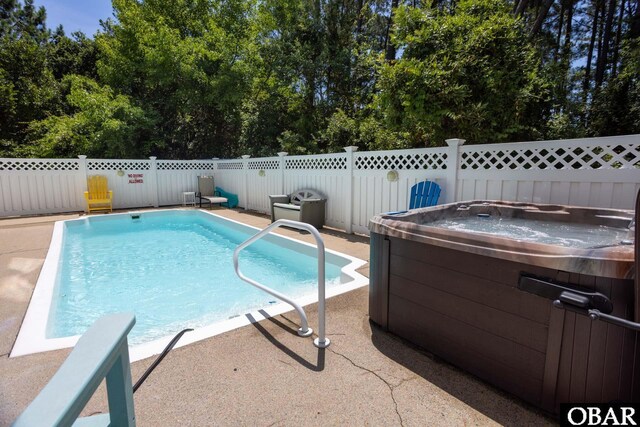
[328,347,405,427]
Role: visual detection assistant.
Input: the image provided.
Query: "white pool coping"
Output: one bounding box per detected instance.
[10,209,369,362]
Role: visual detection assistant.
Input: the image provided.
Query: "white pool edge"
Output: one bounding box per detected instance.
[10,209,369,362]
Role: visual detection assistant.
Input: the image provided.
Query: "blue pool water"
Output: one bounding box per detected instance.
[48,211,343,345]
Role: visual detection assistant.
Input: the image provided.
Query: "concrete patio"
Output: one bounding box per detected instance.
[0,208,553,426]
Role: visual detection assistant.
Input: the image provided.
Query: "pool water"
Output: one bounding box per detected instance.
[427,216,633,248]
[48,211,343,345]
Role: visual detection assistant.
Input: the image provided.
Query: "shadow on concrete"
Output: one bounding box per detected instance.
[230,209,268,219]
[246,313,325,372]
[319,227,370,244]
[369,321,553,425]
[289,226,370,245]
[227,208,370,245]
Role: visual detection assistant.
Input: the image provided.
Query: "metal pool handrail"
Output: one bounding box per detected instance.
[233,219,330,348]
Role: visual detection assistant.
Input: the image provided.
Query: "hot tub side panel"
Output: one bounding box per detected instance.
[369,232,640,413]
[384,235,553,407]
[544,274,639,410]
[369,232,389,329]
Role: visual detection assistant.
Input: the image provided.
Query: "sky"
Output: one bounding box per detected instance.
[34,0,114,37]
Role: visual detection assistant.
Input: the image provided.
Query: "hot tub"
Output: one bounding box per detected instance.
[369,200,638,414]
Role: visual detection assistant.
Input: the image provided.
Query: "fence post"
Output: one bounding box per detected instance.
[148,156,159,208]
[78,155,88,213]
[241,155,250,210]
[444,139,465,203]
[343,146,358,234]
[210,158,219,191]
[211,158,219,175]
[277,152,288,195]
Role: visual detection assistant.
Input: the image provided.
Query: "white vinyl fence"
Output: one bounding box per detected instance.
[1,135,639,235]
[0,157,216,216]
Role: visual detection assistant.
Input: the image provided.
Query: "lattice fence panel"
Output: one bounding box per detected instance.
[248,159,280,170]
[217,162,244,170]
[460,142,640,170]
[0,159,79,171]
[355,150,447,170]
[285,155,347,170]
[87,160,150,171]
[157,161,217,170]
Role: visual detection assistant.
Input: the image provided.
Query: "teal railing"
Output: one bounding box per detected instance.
[13,313,136,427]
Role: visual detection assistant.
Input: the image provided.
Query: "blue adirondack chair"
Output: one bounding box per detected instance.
[409,180,441,209]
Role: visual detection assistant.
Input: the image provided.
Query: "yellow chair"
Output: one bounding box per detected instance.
[84,175,113,213]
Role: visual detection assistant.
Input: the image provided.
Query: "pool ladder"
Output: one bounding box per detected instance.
[233,219,330,348]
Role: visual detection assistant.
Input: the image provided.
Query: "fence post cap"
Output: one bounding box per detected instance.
[149,156,157,160]
[445,138,466,147]
[277,152,288,157]
[241,155,251,159]
[343,146,359,153]
[77,155,87,159]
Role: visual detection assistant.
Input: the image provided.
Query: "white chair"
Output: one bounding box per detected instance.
[196,176,228,208]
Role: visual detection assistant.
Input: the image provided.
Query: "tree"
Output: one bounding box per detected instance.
[0,0,48,43]
[587,33,640,135]
[97,0,257,159]
[0,0,102,156]
[1,0,638,159]
[48,29,98,80]
[375,0,551,147]
[244,0,393,154]
[23,75,157,158]
[0,36,58,154]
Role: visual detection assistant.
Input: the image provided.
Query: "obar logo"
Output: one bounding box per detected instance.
[561,404,640,427]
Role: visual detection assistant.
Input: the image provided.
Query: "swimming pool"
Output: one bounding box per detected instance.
[12,210,368,361]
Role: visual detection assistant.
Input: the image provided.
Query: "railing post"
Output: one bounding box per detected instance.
[148,156,159,208]
[277,152,288,195]
[11,313,136,427]
[343,146,358,234]
[105,343,136,425]
[77,155,88,213]
[445,138,465,203]
[241,155,250,210]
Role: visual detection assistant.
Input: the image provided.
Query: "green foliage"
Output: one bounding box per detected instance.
[376,0,551,147]
[0,0,49,43]
[587,38,640,136]
[96,0,256,158]
[0,0,638,159]
[320,109,358,152]
[316,109,406,152]
[0,36,59,154]
[0,0,100,156]
[241,0,391,155]
[239,81,297,156]
[48,30,98,80]
[22,75,157,158]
